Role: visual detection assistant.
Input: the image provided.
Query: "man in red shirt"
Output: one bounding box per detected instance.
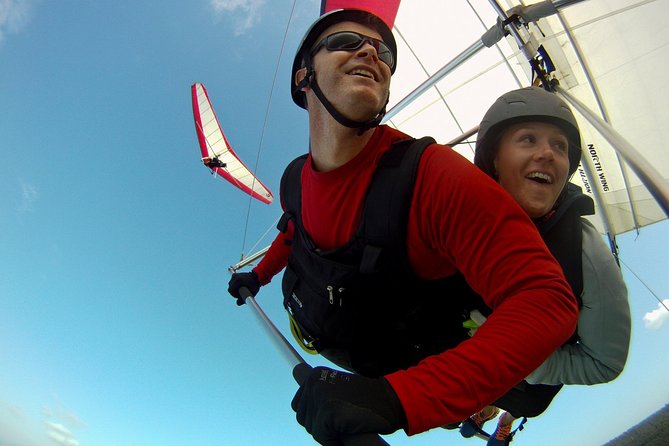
[228,8,578,445]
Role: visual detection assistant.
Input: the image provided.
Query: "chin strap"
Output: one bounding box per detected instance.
[295,64,389,135]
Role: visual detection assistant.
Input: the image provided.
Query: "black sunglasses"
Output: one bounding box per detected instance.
[310,31,395,71]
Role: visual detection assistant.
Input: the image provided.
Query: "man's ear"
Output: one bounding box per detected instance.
[295,67,308,90]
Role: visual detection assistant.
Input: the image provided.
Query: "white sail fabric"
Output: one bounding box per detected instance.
[386,0,669,237]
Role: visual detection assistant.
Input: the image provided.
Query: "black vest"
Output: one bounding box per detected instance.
[278,137,481,377]
[492,185,595,415]
[539,182,595,305]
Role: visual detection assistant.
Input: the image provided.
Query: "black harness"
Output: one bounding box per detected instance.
[539,182,595,304]
[492,184,595,418]
[277,137,481,377]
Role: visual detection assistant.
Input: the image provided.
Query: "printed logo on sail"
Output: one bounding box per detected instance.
[578,167,592,194]
[587,144,610,192]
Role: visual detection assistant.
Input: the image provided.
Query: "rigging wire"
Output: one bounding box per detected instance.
[392,26,466,143]
[464,0,523,155]
[240,0,298,259]
[619,257,669,313]
[247,214,282,259]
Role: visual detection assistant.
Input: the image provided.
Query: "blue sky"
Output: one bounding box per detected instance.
[1,1,668,445]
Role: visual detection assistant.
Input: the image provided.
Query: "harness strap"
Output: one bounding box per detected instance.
[540,183,594,305]
[360,136,435,273]
[278,136,437,354]
[507,417,528,444]
[278,154,308,233]
[459,416,527,443]
[288,312,319,354]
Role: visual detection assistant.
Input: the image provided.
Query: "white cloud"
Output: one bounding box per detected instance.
[47,422,80,446]
[643,299,669,330]
[210,0,266,35]
[18,180,38,214]
[44,395,87,428]
[0,0,31,44]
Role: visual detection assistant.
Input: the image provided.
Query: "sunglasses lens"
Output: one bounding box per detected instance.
[327,32,365,50]
[320,32,394,70]
[376,45,393,68]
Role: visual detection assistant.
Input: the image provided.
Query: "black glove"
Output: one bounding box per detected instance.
[227,271,260,306]
[291,364,406,446]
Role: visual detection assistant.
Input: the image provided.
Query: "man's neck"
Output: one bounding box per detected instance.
[308,109,376,172]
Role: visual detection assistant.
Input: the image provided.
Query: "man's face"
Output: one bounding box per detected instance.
[298,21,392,121]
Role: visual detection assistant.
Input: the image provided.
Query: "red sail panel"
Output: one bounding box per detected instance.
[320,0,401,28]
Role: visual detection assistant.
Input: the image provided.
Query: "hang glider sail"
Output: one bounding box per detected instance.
[191,82,273,204]
[232,0,669,269]
[376,0,669,239]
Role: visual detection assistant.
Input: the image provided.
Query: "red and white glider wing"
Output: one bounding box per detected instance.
[191,83,273,205]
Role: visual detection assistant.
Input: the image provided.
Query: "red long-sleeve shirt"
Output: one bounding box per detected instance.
[254,125,577,434]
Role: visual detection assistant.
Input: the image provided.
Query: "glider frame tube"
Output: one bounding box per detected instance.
[239,287,391,446]
[556,86,669,220]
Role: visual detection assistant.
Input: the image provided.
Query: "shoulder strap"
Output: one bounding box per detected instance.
[277,154,308,232]
[277,135,435,271]
[540,183,593,305]
[540,182,594,234]
[360,136,436,274]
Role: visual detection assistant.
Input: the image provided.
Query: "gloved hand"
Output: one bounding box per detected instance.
[291,364,406,446]
[227,271,261,306]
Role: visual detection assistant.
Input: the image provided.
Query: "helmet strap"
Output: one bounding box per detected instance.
[294,65,314,95]
[296,59,388,135]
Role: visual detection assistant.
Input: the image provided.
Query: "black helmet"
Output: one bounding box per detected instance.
[290,8,397,110]
[474,86,582,177]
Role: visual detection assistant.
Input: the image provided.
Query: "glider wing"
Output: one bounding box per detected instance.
[191,82,273,205]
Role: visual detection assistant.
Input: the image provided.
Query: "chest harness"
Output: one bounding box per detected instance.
[277,137,482,377]
[489,184,595,420]
[539,183,594,304]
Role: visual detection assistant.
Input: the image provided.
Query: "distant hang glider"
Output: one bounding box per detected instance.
[191,83,273,204]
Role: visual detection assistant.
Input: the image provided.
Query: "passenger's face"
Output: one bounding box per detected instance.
[494,122,570,218]
[297,21,392,121]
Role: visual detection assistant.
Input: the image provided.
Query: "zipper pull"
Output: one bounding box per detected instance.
[338,287,345,307]
[327,285,334,304]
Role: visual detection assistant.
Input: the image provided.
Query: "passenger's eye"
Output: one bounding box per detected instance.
[553,139,569,152]
[519,134,535,144]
